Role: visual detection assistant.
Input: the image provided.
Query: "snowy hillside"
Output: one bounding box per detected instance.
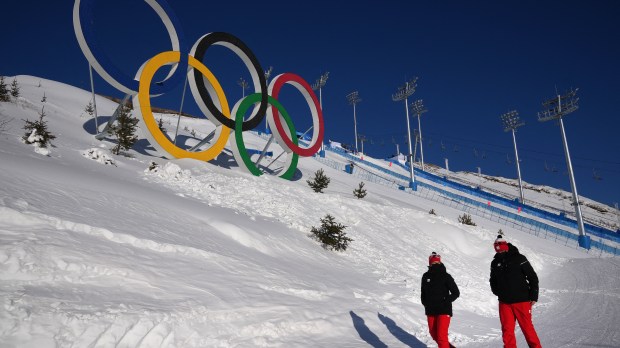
[0,76,618,347]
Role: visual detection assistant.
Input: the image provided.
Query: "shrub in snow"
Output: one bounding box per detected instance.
[22,106,56,148]
[82,148,116,166]
[157,118,166,133]
[111,105,138,155]
[0,76,10,102]
[306,168,330,193]
[84,101,95,117]
[147,161,159,172]
[10,78,20,98]
[353,181,367,199]
[429,209,437,215]
[310,214,352,251]
[41,92,46,103]
[458,213,476,226]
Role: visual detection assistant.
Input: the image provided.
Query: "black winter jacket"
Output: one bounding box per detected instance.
[421,263,460,316]
[490,244,539,304]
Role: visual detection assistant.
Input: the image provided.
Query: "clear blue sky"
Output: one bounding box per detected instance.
[3,0,619,207]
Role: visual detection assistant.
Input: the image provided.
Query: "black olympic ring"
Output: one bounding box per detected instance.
[190,32,268,131]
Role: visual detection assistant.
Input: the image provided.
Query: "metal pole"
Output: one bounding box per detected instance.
[511,129,525,203]
[413,130,419,168]
[353,102,358,153]
[88,64,99,133]
[417,112,424,170]
[256,135,275,166]
[360,135,364,154]
[558,115,586,237]
[174,74,189,145]
[319,86,323,152]
[264,67,272,134]
[404,96,415,185]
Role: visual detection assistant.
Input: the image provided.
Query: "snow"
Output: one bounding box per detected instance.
[0,75,618,347]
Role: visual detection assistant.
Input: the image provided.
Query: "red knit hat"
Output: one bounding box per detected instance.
[428,252,441,265]
[494,235,509,253]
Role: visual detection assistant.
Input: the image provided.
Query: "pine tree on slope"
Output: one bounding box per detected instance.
[111,105,138,155]
[0,77,10,102]
[10,78,20,98]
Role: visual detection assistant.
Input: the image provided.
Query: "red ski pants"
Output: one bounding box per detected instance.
[498,301,542,348]
[427,314,454,348]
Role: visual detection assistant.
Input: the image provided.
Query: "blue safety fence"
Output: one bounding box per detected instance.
[315,146,619,256]
[323,146,619,243]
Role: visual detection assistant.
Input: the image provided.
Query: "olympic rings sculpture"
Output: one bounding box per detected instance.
[73,0,324,180]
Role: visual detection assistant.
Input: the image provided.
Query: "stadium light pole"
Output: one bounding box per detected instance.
[392,77,418,189]
[238,77,249,99]
[409,99,428,171]
[501,110,526,204]
[312,72,329,157]
[346,91,362,154]
[538,88,590,249]
[264,66,273,133]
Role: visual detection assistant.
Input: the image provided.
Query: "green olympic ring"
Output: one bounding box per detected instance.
[230,93,299,180]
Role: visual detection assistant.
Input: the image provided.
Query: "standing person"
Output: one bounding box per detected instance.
[421,252,460,348]
[490,235,542,348]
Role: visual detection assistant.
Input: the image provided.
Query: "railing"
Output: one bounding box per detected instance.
[324,146,619,242]
[314,147,619,256]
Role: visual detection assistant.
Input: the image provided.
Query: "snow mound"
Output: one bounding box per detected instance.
[81,148,115,166]
[145,162,192,181]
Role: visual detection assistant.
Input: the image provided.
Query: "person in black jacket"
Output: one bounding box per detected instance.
[421,252,459,348]
[490,235,542,348]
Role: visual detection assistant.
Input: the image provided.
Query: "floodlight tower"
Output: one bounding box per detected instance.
[264,66,273,133]
[238,77,249,98]
[409,99,428,171]
[346,91,362,153]
[392,77,418,189]
[501,110,526,204]
[358,134,367,154]
[537,88,589,249]
[312,72,329,156]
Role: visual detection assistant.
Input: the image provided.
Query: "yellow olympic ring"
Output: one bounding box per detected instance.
[133,51,231,161]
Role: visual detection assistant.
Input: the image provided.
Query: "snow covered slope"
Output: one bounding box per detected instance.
[0,76,618,347]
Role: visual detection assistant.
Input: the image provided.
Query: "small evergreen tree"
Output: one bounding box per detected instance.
[0,77,10,102]
[429,208,436,215]
[458,213,476,226]
[158,118,166,133]
[85,101,95,116]
[310,214,352,251]
[41,92,47,103]
[307,168,330,193]
[147,161,159,171]
[22,106,56,147]
[10,78,20,98]
[353,181,367,199]
[498,229,504,236]
[111,105,138,155]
